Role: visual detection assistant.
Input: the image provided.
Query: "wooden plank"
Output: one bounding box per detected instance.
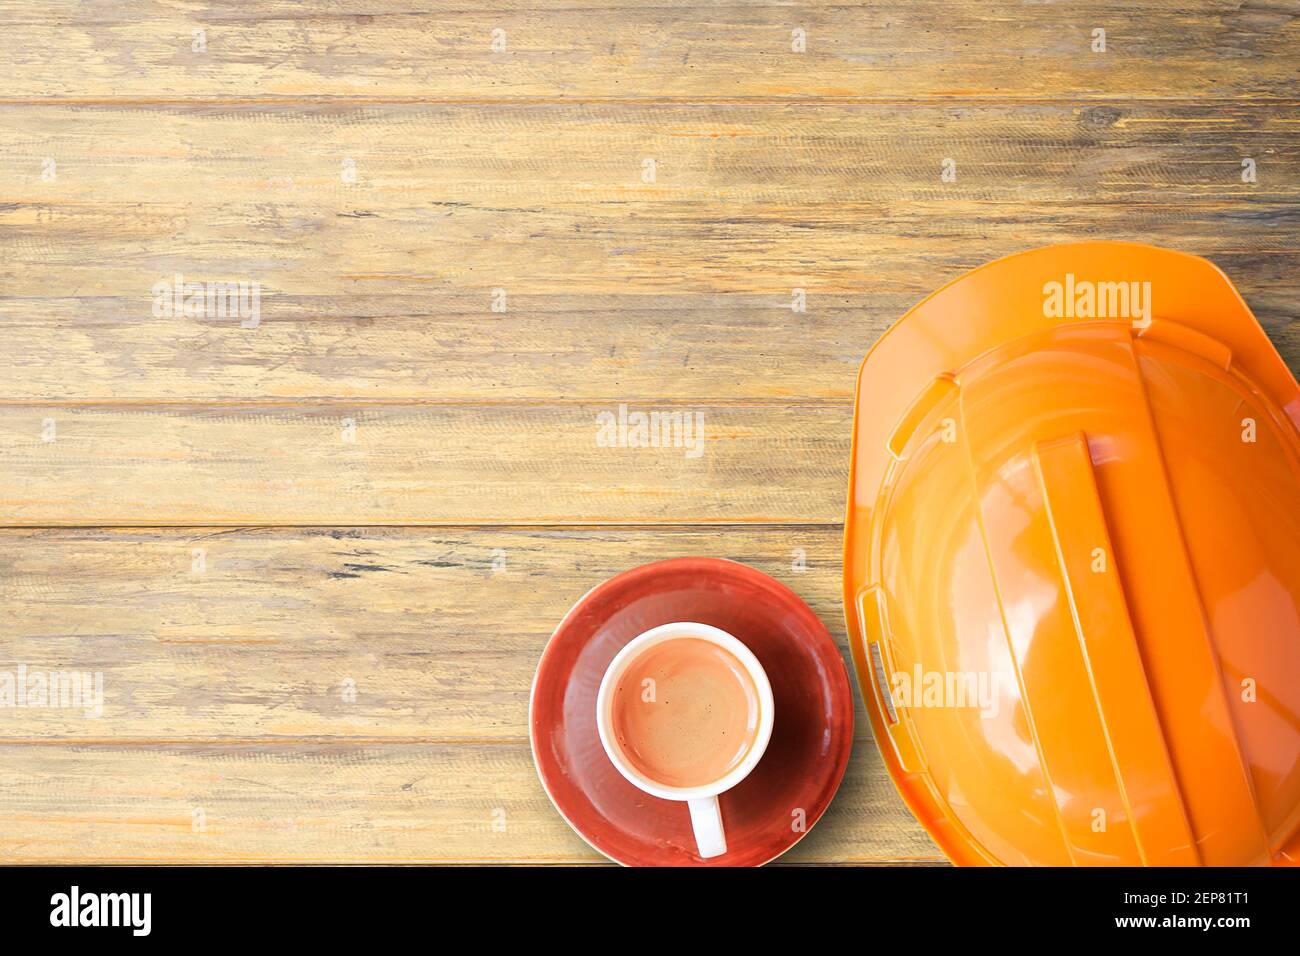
[0,403,849,524]
[4,103,1297,208]
[0,526,862,739]
[1,102,1296,400]
[0,740,939,863]
[0,294,886,403]
[0,1,1294,101]
[1,282,1296,404]
[5,197,1294,298]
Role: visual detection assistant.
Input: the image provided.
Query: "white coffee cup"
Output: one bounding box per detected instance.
[595,621,775,859]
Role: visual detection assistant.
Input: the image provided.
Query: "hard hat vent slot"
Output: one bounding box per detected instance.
[886,374,958,460]
[868,641,899,724]
[1135,318,1232,371]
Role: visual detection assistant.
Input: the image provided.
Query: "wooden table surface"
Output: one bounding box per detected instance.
[0,1,1296,864]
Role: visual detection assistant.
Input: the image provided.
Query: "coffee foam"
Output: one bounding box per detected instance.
[610,637,761,789]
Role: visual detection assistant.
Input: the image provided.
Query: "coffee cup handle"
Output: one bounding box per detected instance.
[688,796,727,859]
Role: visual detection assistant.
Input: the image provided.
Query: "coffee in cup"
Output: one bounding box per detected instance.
[597,622,774,858]
[609,637,762,789]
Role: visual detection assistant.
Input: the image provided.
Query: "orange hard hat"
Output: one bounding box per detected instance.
[843,242,1300,866]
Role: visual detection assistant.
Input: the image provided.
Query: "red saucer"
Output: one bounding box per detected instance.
[530,557,854,866]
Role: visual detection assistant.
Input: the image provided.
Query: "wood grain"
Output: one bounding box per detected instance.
[5,196,1294,297]
[1,103,1296,400]
[5,103,1297,207]
[0,403,847,525]
[0,1,1294,101]
[1,285,1296,404]
[0,526,862,739]
[0,294,885,403]
[0,739,939,863]
[0,403,852,528]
